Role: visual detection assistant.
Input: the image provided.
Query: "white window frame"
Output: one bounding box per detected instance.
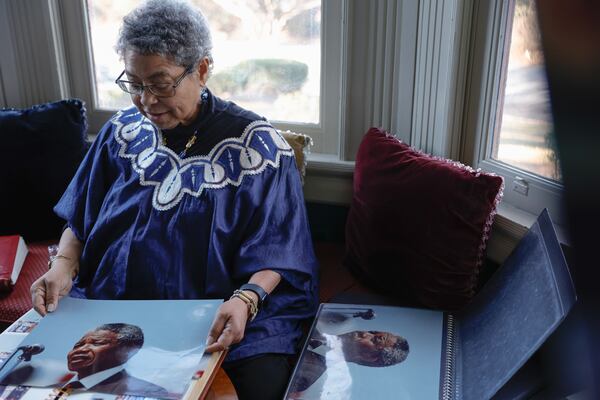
[54,0,419,206]
[461,0,567,231]
[4,0,562,258]
[57,0,346,157]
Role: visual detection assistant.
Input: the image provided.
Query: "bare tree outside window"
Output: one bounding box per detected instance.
[87,0,321,124]
[493,0,561,181]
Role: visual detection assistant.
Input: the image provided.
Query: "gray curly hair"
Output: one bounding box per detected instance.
[115,0,213,69]
[96,323,144,351]
[380,335,409,366]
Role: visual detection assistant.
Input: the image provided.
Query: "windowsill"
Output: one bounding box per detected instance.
[303,156,571,265]
[306,153,354,176]
[487,202,571,264]
[303,156,354,205]
[495,202,571,246]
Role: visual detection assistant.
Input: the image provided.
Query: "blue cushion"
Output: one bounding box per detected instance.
[0,99,89,241]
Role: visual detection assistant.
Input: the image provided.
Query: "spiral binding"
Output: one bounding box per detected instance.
[442,314,456,400]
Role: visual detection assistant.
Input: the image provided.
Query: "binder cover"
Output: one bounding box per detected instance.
[455,208,576,400]
[286,209,576,399]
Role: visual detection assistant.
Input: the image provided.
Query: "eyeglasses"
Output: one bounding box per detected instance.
[115,66,193,98]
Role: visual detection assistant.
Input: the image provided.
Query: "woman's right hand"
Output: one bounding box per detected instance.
[30,260,77,316]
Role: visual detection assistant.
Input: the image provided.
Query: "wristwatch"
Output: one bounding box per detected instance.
[239,283,268,309]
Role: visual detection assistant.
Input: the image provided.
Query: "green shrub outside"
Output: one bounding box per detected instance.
[210,59,308,97]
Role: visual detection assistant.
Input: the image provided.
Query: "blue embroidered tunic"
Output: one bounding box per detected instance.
[54,90,319,361]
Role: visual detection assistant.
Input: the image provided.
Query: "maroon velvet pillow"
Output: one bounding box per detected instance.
[344,128,504,310]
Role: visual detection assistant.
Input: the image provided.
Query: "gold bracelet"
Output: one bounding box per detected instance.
[48,254,72,269]
[231,293,257,321]
[236,289,256,305]
[233,290,258,319]
[230,290,258,321]
[48,255,79,279]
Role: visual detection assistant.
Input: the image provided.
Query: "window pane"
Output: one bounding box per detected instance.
[198,1,321,124]
[87,0,321,124]
[493,0,561,182]
[87,0,135,110]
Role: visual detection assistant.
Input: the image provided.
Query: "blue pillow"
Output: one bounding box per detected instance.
[0,99,89,241]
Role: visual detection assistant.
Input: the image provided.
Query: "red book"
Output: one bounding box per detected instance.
[0,235,29,291]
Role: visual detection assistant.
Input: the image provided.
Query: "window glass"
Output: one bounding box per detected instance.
[87,0,134,110]
[493,0,561,182]
[87,0,321,124]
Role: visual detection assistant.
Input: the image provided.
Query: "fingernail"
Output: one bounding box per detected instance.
[47,304,55,313]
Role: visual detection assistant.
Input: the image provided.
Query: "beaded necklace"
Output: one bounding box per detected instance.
[162,130,198,159]
[160,88,208,159]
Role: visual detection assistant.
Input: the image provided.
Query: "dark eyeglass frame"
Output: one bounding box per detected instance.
[115,65,193,98]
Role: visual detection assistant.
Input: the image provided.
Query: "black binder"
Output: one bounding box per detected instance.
[285,209,576,399]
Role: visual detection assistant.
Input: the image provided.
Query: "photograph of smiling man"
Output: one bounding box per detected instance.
[0,298,221,399]
[286,303,444,400]
[62,323,168,396]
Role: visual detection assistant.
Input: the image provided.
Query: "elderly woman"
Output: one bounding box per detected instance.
[30,0,318,398]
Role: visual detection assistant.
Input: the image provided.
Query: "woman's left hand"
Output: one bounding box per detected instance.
[205,297,249,353]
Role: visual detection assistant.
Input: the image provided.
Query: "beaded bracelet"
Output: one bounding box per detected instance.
[230,289,258,321]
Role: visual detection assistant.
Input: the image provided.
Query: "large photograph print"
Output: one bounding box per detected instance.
[0,297,221,399]
[287,303,444,400]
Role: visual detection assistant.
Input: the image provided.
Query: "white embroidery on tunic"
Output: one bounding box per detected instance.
[112,107,293,211]
[227,149,235,172]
